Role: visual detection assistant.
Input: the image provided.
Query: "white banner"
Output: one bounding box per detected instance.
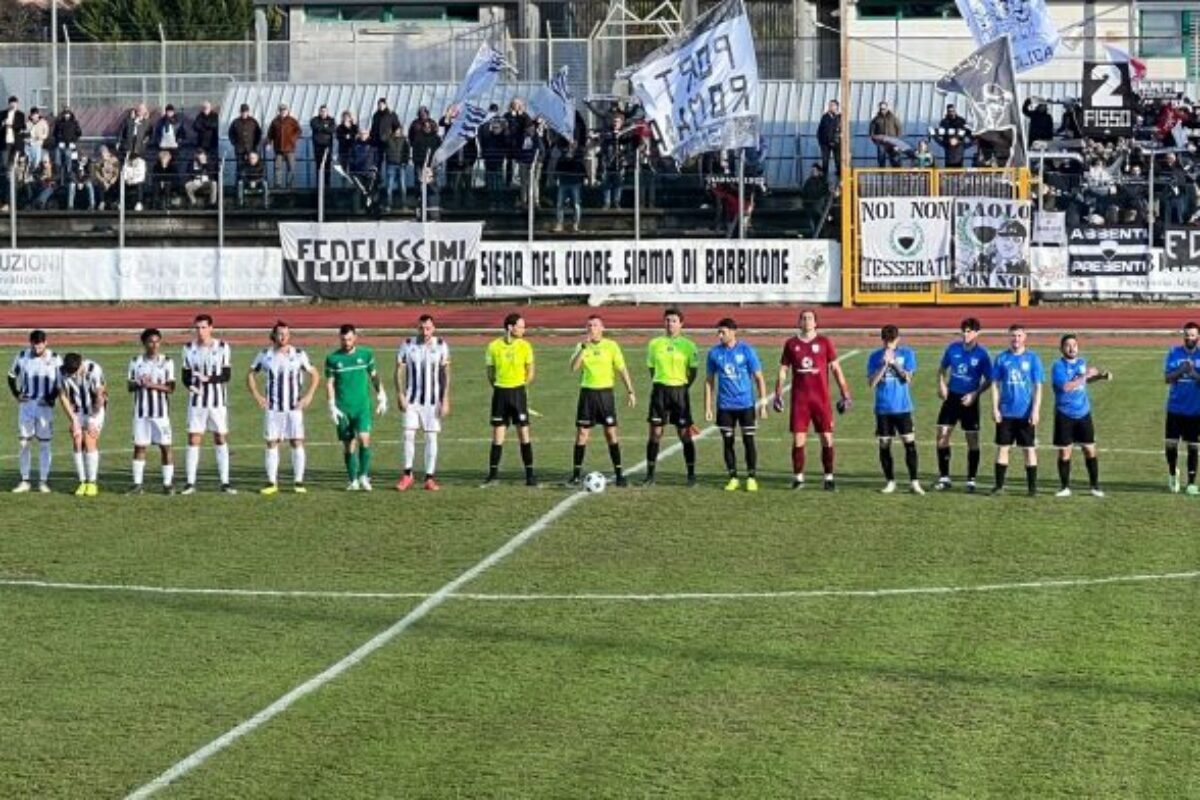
[0,248,283,301]
[952,197,1031,289]
[622,0,760,164]
[859,197,954,284]
[1032,210,1066,245]
[955,0,1059,72]
[527,67,576,143]
[475,239,839,303]
[1031,246,1200,298]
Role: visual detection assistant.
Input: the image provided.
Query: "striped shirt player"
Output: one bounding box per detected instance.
[128,332,177,494]
[59,355,108,495]
[8,331,63,491]
[248,325,318,494]
[181,315,235,494]
[394,318,452,491]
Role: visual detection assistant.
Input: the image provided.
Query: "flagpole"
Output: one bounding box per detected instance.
[737,148,745,241]
[527,152,535,243]
[634,146,641,244]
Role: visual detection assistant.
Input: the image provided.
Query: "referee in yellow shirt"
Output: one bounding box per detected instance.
[569,314,636,487]
[643,307,700,486]
[483,313,537,487]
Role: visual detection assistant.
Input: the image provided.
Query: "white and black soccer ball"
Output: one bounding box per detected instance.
[583,471,608,494]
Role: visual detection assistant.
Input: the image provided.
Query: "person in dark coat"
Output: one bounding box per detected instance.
[191,101,221,161]
[478,105,508,209]
[117,103,151,159]
[936,103,971,168]
[1023,98,1055,146]
[816,99,841,179]
[2,96,26,167]
[799,163,831,235]
[310,104,336,187]
[408,116,442,177]
[369,97,400,167]
[503,98,530,187]
[227,103,262,172]
[52,107,82,177]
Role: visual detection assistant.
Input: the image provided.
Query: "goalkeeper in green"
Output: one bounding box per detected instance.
[324,324,386,490]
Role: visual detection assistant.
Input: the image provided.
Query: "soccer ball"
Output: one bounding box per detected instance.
[583,471,608,494]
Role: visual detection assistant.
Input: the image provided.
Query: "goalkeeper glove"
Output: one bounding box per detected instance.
[772,393,785,413]
[836,396,853,414]
[329,404,346,424]
[375,389,388,415]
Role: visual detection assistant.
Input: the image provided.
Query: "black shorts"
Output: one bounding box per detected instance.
[576,388,617,428]
[648,384,692,427]
[995,417,1036,448]
[936,392,981,432]
[490,386,530,427]
[1165,412,1200,443]
[1053,412,1095,447]
[717,407,757,433]
[875,412,914,438]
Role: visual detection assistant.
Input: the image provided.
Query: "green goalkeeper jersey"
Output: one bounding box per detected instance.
[324,346,377,411]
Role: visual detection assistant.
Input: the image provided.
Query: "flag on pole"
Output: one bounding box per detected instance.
[433,103,492,165]
[937,36,1026,167]
[528,66,577,141]
[618,0,760,164]
[955,0,1059,73]
[1102,43,1148,83]
[451,44,514,107]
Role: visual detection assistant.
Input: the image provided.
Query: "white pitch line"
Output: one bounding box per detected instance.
[5,569,1199,606]
[119,352,776,799]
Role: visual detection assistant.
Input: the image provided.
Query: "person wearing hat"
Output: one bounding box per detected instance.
[227,103,262,176]
[153,104,185,162]
[369,97,400,169]
[266,102,302,189]
[52,106,82,178]
[3,96,25,167]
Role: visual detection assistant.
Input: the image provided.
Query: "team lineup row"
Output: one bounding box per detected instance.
[8,310,1200,496]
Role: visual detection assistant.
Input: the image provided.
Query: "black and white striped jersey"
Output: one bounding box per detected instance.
[128,354,175,419]
[62,359,106,416]
[9,347,62,404]
[181,339,232,408]
[251,346,314,412]
[397,337,450,406]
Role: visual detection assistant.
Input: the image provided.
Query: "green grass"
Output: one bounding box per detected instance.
[2,338,1199,798]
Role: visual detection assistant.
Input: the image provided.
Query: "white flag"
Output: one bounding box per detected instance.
[452,44,514,107]
[528,66,576,141]
[433,103,492,165]
[619,0,760,164]
[955,0,1059,73]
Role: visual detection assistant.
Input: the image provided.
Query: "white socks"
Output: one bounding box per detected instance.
[74,451,86,481]
[85,451,99,482]
[404,429,417,470]
[215,444,230,485]
[132,458,146,485]
[18,439,30,480]
[186,446,200,485]
[425,432,439,477]
[38,441,51,482]
[162,463,174,487]
[292,446,306,484]
[265,447,280,485]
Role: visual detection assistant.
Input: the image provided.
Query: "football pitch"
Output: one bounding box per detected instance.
[2,335,1199,798]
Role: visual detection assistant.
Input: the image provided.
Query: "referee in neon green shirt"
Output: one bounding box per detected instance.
[568,314,636,487]
[643,307,700,486]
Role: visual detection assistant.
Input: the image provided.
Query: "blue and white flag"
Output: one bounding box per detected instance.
[956,0,1059,73]
[619,0,760,164]
[451,44,514,107]
[528,66,577,141]
[433,102,492,165]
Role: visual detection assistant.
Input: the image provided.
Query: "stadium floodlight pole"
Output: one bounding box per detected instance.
[158,24,167,112]
[50,0,58,114]
[63,26,71,110]
[838,0,850,203]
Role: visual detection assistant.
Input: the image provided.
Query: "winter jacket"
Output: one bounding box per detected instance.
[310,115,336,148]
[1023,99,1055,144]
[335,122,358,160]
[384,134,411,166]
[192,111,220,152]
[348,140,375,174]
[266,114,302,153]
[869,111,902,139]
[154,115,185,151]
[52,112,82,149]
[478,118,509,167]
[409,124,442,170]
[117,112,150,156]
[227,116,262,156]
[369,109,401,146]
[816,111,841,148]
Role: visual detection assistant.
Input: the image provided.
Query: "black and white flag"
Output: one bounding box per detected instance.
[528,66,577,142]
[433,103,492,165]
[618,0,760,164]
[937,36,1025,167]
[1080,62,1138,138]
[451,44,514,107]
[956,0,1059,73]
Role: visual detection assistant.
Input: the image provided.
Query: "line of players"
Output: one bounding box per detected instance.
[10,309,1200,496]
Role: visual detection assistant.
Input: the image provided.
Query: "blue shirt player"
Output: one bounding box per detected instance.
[1163,321,1200,494]
[1051,334,1111,498]
[866,325,923,495]
[705,318,766,493]
[990,324,1044,495]
[935,316,993,492]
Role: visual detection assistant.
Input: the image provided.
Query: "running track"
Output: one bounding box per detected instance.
[0,305,1190,331]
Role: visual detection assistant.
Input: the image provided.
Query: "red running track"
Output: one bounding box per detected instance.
[0,304,1192,331]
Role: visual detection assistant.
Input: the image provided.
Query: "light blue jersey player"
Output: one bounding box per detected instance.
[866,325,923,494]
[935,317,992,492]
[1163,321,1200,494]
[990,324,1044,495]
[704,317,766,492]
[1051,334,1111,498]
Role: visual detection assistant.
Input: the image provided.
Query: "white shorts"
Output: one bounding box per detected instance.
[404,403,442,433]
[264,410,305,441]
[133,416,173,447]
[18,401,54,440]
[187,405,229,435]
[80,409,106,436]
